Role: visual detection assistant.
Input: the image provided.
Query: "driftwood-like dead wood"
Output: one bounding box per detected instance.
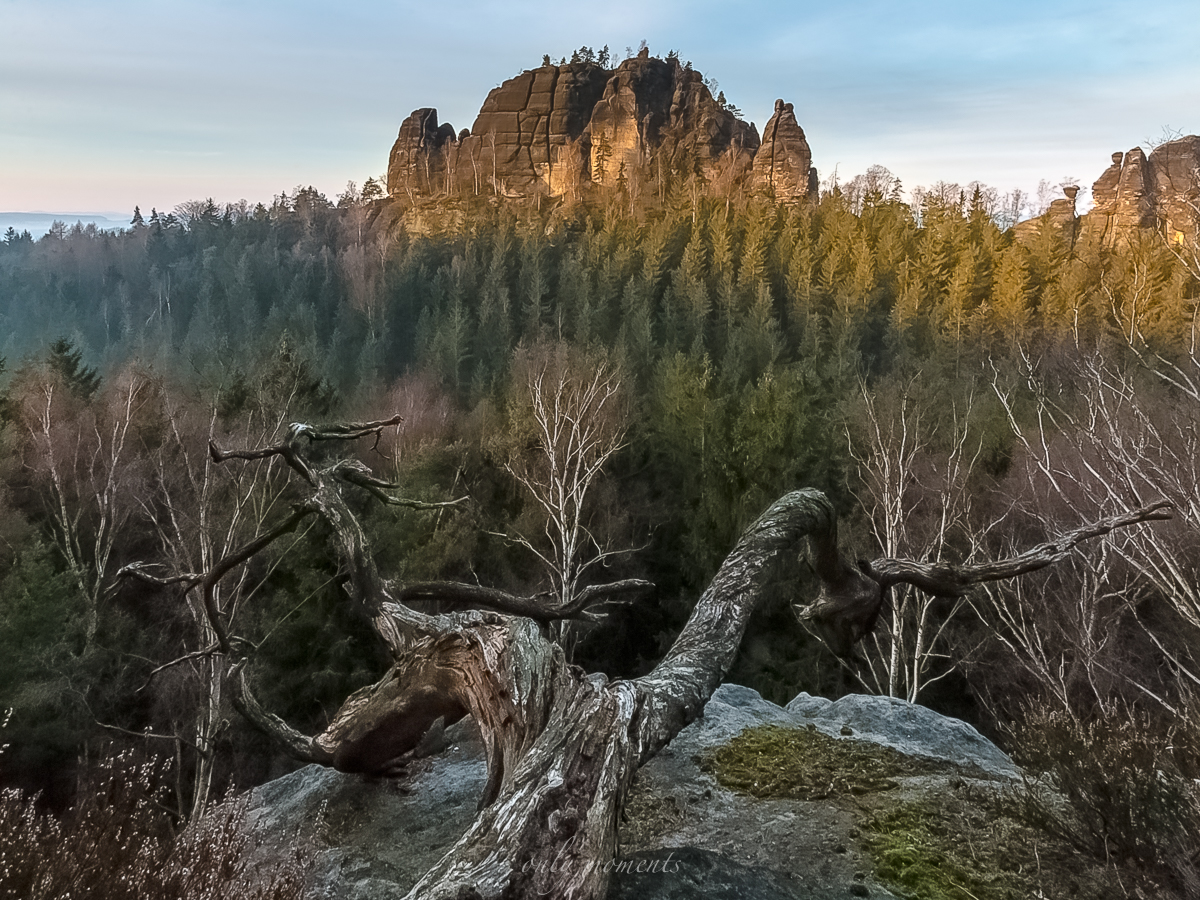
[795,499,1175,657]
[124,417,1171,900]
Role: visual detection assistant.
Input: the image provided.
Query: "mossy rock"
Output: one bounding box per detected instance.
[700,723,1124,900]
[699,723,950,801]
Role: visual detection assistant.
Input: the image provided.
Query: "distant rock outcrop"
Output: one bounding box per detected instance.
[1012,183,1080,245]
[1014,136,1200,248]
[1080,147,1157,244]
[586,50,760,190]
[386,64,610,200]
[752,100,817,202]
[387,108,458,199]
[1085,136,1200,247]
[387,53,813,205]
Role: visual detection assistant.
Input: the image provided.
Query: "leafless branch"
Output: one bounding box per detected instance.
[209,414,405,485]
[117,562,202,590]
[228,662,334,765]
[136,645,223,692]
[197,507,314,654]
[332,459,468,509]
[395,577,653,622]
[798,501,1173,658]
[871,501,1173,596]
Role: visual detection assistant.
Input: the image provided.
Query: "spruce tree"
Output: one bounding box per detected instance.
[46,338,100,399]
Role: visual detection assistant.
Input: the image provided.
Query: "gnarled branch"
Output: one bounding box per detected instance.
[228,662,334,766]
[796,499,1174,657]
[394,577,653,622]
[331,459,468,509]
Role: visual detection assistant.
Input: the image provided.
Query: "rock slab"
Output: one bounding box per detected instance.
[245,685,1018,898]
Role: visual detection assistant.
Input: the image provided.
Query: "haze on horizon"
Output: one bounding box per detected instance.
[1,0,1198,219]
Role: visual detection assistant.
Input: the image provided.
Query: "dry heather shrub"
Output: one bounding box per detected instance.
[1008,703,1200,898]
[0,747,305,900]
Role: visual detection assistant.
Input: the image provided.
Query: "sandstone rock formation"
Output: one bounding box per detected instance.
[1079,136,1200,247]
[1012,136,1200,249]
[752,99,818,201]
[387,53,810,205]
[1080,147,1155,244]
[386,108,458,198]
[586,50,760,191]
[386,63,609,201]
[1012,183,1080,246]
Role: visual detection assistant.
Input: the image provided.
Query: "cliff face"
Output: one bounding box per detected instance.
[387,64,609,200]
[388,51,814,204]
[1079,136,1200,247]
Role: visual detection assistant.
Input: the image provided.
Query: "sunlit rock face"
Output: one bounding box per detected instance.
[751,99,817,202]
[586,50,760,190]
[386,64,608,200]
[1080,136,1200,247]
[387,51,780,204]
[1011,136,1200,248]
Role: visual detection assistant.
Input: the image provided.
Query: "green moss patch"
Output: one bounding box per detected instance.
[699,724,948,800]
[701,724,1122,899]
[863,799,1017,899]
[860,792,1127,900]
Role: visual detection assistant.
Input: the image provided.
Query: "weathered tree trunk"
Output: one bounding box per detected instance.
[385,490,845,899]
[128,419,1171,900]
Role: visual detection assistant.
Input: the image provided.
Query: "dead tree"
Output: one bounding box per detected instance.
[123,415,1171,900]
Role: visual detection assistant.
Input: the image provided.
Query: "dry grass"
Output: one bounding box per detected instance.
[1006,704,1200,899]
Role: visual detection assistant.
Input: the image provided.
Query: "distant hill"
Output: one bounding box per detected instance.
[0,212,127,238]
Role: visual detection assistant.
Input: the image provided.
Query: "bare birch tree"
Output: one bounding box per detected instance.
[132,386,304,819]
[16,363,152,651]
[501,346,635,648]
[843,379,986,701]
[973,542,1146,717]
[993,346,1200,711]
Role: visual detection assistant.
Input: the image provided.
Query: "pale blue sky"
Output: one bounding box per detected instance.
[1,0,1197,216]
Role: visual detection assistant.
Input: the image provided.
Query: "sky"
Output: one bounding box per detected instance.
[2,0,1198,220]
